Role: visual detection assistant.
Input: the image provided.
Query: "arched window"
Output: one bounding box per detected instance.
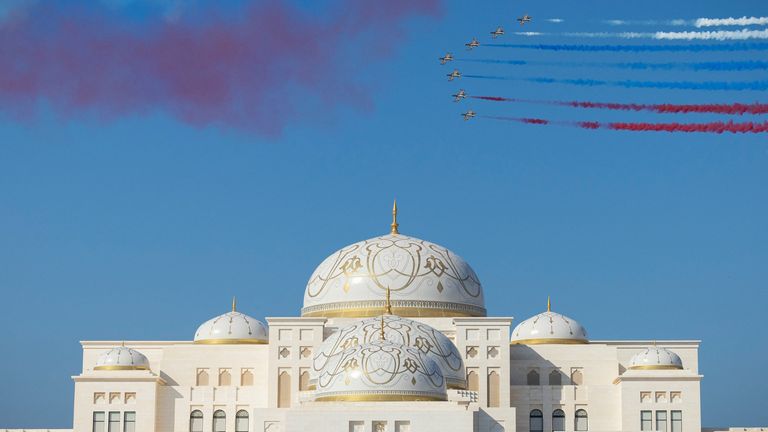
[213,410,226,432]
[549,370,562,386]
[552,409,565,432]
[299,370,310,391]
[278,371,291,408]
[196,369,209,386]
[575,409,588,431]
[241,369,254,386]
[530,409,543,432]
[527,370,540,385]
[487,370,500,407]
[467,370,479,392]
[219,369,231,386]
[189,410,203,432]
[236,410,249,432]
[571,369,583,386]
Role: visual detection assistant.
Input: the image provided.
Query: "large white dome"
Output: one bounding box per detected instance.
[629,346,683,370]
[95,345,149,371]
[302,207,485,318]
[194,299,268,344]
[312,313,466,389]
[511,299,588,345]
[314,338,447,402]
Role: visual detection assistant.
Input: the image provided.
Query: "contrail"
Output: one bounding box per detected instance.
[480,116,768,134]
[471,96,768,115]
[546,18,565,23]
[456,58,768,71]
[464,75,768,91]
[484,42,768,52]
[513,29,768,41]
[695,16,768,27]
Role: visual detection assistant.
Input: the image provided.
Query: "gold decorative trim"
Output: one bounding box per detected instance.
[315,394,446,402]
[303,306,483,318]
[302,300,486,318]
[511,338,588,345]
[94,365,149,371]
[628,365,683,370]
[447,381,468,390]
[194,338,268,345]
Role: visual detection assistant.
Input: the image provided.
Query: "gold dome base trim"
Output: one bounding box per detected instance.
[302,300,486,318]
[94,365,149,371]
[194,338,268,345]
[629,365,683,370]
[511,338,588,345]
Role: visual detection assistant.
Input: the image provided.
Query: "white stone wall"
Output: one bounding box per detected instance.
[59,319,710,432]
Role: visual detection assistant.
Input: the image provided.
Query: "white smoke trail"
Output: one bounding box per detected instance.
[655,29,768,40]
[512,29,768,41]
[603,19,691,26]
[546,18,564,23]
[514,32,651,38]
[695,16,768,27]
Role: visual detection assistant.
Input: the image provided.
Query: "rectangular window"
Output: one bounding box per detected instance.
[671,411,682,432]
[124,412,136,432]
[640,411,652,431]
[108,412,120,432]
[656,411,667,432]
[93,412,105,432]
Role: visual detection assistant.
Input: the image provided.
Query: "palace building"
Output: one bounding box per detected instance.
[27,203,710,432]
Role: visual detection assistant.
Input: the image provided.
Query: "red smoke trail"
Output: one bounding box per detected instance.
[479,116,768,134]
[0,1,439,135]
[607,121,768,133]
[471,96,768,115]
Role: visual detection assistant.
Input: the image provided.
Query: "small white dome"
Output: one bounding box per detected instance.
[314,338,446,402]
[302,204,485,318]
[312,313,466,389]
[511,299,587,345]
[194,299,268,344]
[629,346,683,370]
[95,346,149,371]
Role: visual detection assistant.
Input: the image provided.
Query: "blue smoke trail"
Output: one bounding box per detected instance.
[464,75,768,90]
[457,59,768,71]
[484,42,768,52]
[613,60,768,71]
[530,77,768,91]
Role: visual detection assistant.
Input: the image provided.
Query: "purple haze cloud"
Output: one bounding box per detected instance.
[0,1,440,135]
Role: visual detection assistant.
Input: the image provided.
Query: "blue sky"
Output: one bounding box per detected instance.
[1,0,767,427]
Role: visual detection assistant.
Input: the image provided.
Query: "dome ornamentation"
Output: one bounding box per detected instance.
[629,346,683,370]
[314,339,447,402]
[510,298,588,345]
[312,313,466,389]
[194,298,268,344]
[94,345,149,371]
[302,233,485,318]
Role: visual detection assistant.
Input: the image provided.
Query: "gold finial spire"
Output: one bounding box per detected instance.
[379,315,385,341]
[390,199,399,235]
[547,296,551,312]
[232,296,237,312]
[385,287,393,314]
[121,340,125,347]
